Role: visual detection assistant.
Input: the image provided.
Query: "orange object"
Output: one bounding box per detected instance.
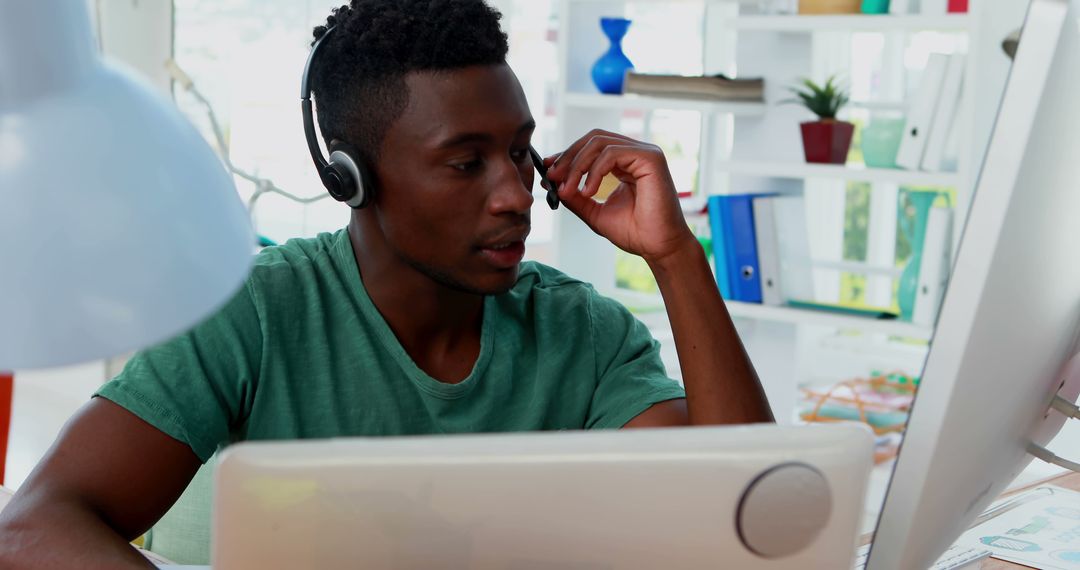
[798,0,861,14]
[800,371,916,436]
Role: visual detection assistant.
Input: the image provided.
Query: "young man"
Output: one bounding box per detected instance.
[0,0,771,567]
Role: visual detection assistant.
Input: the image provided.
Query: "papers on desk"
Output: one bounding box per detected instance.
[956,485,1080,569]
[853,542,990,569]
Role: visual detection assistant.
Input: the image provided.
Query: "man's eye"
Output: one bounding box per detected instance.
[452,159,482,172]
[510,149,529,163]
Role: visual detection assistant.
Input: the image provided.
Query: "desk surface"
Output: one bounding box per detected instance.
[6,472,1080,569]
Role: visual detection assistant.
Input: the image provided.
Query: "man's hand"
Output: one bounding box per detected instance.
[546,129,774,426]
[543,129,697,265]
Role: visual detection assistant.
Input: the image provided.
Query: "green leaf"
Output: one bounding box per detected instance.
[782,74,848,120]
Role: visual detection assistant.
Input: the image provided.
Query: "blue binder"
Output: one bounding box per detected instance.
[708,194,763,303]
[707,195,732,299]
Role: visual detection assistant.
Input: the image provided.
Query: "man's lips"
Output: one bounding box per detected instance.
[477,226,530,250]
[478,240,526,268]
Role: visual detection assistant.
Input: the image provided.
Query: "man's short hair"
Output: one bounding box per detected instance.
[311,0,510,166]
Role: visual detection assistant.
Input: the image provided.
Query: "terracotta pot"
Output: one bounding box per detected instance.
[798,0,861,14]
[800,120,855,164]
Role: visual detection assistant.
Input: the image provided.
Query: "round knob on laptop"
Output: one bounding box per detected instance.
[736,463,832,558]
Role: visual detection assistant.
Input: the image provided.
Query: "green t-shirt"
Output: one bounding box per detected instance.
[97,229,685,463]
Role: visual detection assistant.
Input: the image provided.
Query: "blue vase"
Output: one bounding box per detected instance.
[591,18,634,95]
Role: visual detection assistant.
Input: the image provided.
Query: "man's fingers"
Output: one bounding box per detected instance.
[557,178,601,229]
[581,145,638,199]
[560,135,648,196]
[549,129,644,179]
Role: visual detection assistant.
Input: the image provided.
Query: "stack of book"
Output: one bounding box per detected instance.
[622,72,765,102]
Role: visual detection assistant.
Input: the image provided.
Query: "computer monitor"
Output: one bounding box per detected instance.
[865,0,1080,567]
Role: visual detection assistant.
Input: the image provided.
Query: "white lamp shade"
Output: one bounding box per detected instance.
[0,1,254,370]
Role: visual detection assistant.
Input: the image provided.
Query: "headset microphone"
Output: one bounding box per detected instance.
[301,26,374,208]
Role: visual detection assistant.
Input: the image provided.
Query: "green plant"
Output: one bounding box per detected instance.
[784,76,850,121]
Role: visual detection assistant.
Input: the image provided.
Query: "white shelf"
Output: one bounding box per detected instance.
[729,14,973,32]
[563,92,767,116]
[714,160,961,187]
[619,290,932,340]
[724,301,932,339]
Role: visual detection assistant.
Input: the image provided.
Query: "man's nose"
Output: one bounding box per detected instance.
[488,158,535,215]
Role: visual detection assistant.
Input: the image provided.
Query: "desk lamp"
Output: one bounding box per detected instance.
[0,0,254,370]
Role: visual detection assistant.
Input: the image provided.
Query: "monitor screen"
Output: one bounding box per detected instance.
[866,0,1080,567]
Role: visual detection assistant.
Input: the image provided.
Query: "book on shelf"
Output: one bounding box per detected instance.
[752,196,784,306]
[922,53,966,172]
[896,52,948,171]
[894,51,965,173]
[709,194,764,303]
[912,207,954,326]
[622,72,765,102]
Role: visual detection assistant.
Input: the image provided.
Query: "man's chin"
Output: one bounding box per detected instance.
[417,262,521,296]
[467,266,521,296]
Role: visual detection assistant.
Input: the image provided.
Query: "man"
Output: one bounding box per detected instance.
[0,0,771,567]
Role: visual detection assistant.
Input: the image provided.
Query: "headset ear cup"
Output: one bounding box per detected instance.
[328,141,375,208]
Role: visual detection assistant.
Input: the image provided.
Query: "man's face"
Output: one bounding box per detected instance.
[371,64,536,295]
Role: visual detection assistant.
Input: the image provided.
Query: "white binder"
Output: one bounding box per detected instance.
[896,53,949,171]
[752,196,784,306]
[772,197,815,303]
[912,207,954,326]
[922,53,966,172]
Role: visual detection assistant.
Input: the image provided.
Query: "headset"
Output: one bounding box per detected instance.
[301,26,375,209]
[301,26,559,210]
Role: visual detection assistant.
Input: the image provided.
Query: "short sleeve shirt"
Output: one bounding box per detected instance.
[97,229,686,462]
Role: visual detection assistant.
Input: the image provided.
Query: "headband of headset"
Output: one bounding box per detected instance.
[301,26,370,208]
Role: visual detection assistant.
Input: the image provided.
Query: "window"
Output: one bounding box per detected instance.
[173,0,564,247]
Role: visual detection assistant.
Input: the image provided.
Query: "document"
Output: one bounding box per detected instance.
[956,485,1080,569]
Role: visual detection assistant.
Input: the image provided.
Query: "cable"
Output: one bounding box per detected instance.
[164,59,331,225]
[1051,394,1080,419]
[1028,443,1080,474]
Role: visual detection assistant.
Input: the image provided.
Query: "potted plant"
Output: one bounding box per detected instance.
[786,76,854,165]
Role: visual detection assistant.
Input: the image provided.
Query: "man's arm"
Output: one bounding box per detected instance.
[646,243,773,425]
[544,129,773,426]
[0,398,202,569]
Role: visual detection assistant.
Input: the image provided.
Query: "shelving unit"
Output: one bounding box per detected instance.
[554,0,986,320]
[563,92,767,115]
[617,290,934,340]
[550,0,1018,419]
[725,301,932,339]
